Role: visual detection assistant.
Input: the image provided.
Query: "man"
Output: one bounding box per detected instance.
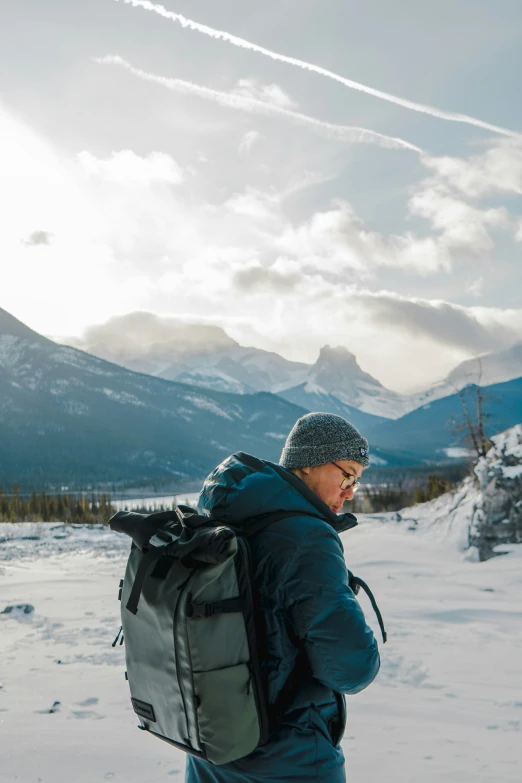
[185,412,380,783]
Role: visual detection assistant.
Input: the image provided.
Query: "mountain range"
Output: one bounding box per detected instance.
[64,313,408,419]
[1,307,522,488]
[0,309,308,488]
[65,312,522,421]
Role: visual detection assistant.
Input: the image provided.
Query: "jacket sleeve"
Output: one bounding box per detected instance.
[281,524,380,695]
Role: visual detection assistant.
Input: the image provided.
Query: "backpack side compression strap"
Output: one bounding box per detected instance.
[126,549,166,615]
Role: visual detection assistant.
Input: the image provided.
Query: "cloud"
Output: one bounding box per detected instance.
[233,263,301,293]
[78,150,184,185]
[116,0,520,138]
[22,230,53,247]
[3,101,519,393]
[422,139,522,198]
[466,276,484,298]
[232,78,297,110]
[409,183,509,254]
[0,101,122,335]
[275,201,452,275]
[514,218,522,243]
[96,56,421,153]
[275,202,375,274]
[352,292,509,354]
[239,130,262,155]
[66,312,237,360]
[224,190,281,222]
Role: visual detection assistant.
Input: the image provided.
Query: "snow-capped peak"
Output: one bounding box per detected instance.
[306,345,408,419]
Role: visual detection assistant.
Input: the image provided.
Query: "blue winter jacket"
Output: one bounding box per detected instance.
[185,453,380,783]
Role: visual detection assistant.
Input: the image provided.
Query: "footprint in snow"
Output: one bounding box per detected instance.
[36,701,61,714]
[71,709,105,720]
[1,604,35,619]
[75,697,99,706]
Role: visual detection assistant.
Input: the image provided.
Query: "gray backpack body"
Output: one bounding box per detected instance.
[110,506,284,766]
[110,505,386,767]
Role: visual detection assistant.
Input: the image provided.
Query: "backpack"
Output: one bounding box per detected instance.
[109,504,386,766]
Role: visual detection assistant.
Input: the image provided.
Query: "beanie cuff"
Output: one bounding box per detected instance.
[280,440,369,469]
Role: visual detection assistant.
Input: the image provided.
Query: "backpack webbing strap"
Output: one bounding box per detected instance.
[187,597,244,619]
[348,573,387,644]
[126,550,166,615]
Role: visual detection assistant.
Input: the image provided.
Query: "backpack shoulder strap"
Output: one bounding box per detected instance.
[243,512,388,645]
[348,572,387,644]
[243,510,318,538]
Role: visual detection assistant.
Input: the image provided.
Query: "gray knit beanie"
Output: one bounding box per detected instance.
[279,412,370,469]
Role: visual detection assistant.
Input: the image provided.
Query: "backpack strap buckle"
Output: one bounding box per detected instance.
[148,529,178,549]
[187,597,243,619]
[187,602,214,619]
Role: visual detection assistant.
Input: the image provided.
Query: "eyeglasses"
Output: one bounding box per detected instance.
[331,462,361,492]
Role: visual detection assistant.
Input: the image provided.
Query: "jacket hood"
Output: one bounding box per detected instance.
[198,452,357,535]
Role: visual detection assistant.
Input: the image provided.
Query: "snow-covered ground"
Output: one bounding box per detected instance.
[1,516,521,783]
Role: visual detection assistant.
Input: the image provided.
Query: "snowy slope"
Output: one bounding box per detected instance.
[1,514,522,783]
[371,423,522,559]
[168,367,255,395]
[406,342,522,413]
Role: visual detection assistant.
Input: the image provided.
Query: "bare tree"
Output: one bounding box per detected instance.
[448,357,495,460]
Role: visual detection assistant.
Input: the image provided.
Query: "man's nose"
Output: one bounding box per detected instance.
[341,487,355,500]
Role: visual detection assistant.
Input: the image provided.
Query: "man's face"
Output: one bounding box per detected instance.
[300,459,364,513]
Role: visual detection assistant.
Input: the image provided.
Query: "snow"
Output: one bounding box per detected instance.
[99,388,146,407]
[367,477,481,553]
[50,348,116,377]
[303,381,328,395]
[174,368,252,395]
[181,394,235,420]
[2,509,522,783]
[502,465,522,479]
[369,454,388,466]
[443,447,475,459]
[491,424,522,461]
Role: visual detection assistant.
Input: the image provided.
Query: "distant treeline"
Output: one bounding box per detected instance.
[0,486,116,524]
[2,470,462,522]
[350,474,458,514]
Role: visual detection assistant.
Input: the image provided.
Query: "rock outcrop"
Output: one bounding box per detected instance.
[471,425,522,559]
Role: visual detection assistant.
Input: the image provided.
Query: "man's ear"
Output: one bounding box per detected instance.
[301,466,311,476]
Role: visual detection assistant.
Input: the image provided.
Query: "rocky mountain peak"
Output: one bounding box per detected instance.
[309,344,384,392]
[0,307,46,341]
[316,344,359,366]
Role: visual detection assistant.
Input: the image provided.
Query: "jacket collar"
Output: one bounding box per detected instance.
[270,462,358,535]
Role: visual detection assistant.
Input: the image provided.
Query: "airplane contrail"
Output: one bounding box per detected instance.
[96,56,422,152]
[115,0,520,139]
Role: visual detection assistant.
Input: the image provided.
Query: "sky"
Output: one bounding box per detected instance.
[1,0,522,392]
